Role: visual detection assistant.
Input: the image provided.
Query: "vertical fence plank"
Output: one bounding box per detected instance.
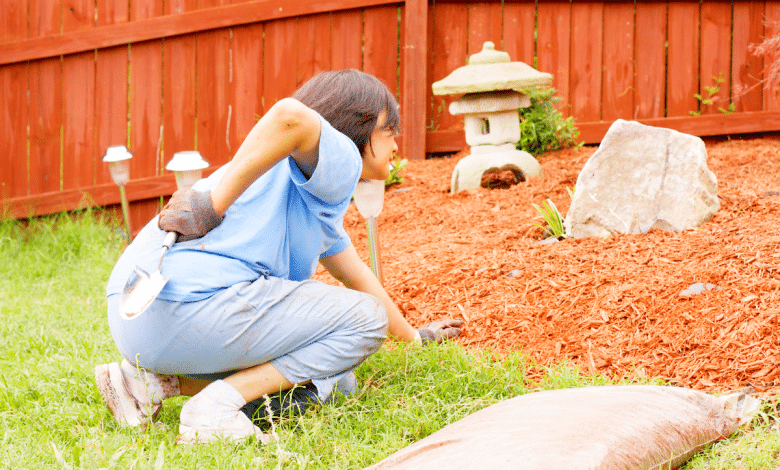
[0,0,29,200]
[430,2,468,132]
[667,1,699,117]
[398,3,406,106]
[602,2,634,121]
[62,51,96,190]
[95,1,130,187]
[468,2,503,54]
[1,0,27,42]
[635,2,666,119]
[733,2,765,112]
[263,18,298,109]
[230,22,264,149]
[62,0,95,191]
[332,9,363,70]
[166,0,197,15]
[568,1,598,121]
[28,58,61,195]
[423,1,433,135]
[95,45,129,186]
[538,1,571,117]
[700,1,732,115]
[764,2,780,111]
[28,0,62,194]
[197,28,233,165]
[297,13,331,87]
[402,0,427,160]
[0,63,29,201]
[129,2,163,180]
[163,0,197,159]
[503,2,535,65]
[364,6,400,98]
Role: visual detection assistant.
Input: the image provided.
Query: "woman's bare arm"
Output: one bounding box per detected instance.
[210,98,321,215]
[319,244,418,342]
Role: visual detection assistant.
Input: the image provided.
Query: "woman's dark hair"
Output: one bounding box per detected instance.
[292,69,401,154]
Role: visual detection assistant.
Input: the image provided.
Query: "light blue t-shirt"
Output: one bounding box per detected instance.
[107,115,362,302]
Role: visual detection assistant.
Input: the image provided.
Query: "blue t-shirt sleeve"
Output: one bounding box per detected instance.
[320,226,351,258]
[288,116,362,206]
[289,116,361,259]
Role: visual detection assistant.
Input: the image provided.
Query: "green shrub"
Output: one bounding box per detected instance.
[517,87,580,156]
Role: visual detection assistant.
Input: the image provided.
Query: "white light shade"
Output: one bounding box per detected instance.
[166,151,209,172]
[103,145,133,186]
[353,179,385,218]
[103,145,133,162]
[167,151,210,191]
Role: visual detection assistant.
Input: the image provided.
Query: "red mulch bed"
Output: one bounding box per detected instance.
[314,135,780,396]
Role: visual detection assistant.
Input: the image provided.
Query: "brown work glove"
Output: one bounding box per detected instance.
[158,189,224,242]
[417,319,465,346]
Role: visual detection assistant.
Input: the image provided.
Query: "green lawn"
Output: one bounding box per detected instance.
[0,212,776,469]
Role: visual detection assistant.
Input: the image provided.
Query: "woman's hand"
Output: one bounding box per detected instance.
[158,189,223,241]
[417,319,465,345]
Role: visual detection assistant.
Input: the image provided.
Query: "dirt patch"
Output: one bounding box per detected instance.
[314,135,780,396]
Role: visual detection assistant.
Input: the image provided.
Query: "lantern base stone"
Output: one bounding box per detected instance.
[450,147,541,193]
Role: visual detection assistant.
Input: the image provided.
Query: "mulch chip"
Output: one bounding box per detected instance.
[314,136,780,396]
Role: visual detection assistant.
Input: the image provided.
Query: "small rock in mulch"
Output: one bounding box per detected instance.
[679,282,720,298]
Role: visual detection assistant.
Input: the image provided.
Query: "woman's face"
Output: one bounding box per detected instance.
[360,110,399,180]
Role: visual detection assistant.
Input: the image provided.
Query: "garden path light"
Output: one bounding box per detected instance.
[102,145,133,241]
[353,178,385,285]
[166,150,210,191]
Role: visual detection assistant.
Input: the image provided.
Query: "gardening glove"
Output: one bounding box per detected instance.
[158,189,223,242]
[417,319,465,346]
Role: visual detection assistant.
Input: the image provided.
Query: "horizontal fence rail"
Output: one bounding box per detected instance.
[2,0,780,230]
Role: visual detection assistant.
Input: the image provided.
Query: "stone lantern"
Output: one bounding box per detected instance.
[432,41,553,193]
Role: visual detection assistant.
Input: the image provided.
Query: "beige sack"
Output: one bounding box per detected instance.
[366,385,760,470]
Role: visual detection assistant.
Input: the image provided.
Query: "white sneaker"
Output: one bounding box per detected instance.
[94,359,178,427]
[178,380,269,444]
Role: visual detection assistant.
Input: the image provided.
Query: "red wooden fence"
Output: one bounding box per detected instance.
[2,0,780,232]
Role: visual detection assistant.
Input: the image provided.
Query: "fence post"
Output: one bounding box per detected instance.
[402,0,428,160]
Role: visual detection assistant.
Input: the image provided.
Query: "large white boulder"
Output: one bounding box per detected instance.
[564,120,719,238]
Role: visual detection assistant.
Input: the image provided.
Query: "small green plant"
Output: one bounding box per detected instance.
[718,102,736,114]
[531,199,566,240]
[690,73,735,116]
[517,87,580,156]
[385,156,407,189]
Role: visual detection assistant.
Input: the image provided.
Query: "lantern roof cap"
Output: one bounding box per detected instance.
[432,41,553,96]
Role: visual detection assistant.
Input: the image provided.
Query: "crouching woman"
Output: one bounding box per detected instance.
[95,69,463,443]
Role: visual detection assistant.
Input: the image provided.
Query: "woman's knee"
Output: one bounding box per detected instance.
[351,293,389,347]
